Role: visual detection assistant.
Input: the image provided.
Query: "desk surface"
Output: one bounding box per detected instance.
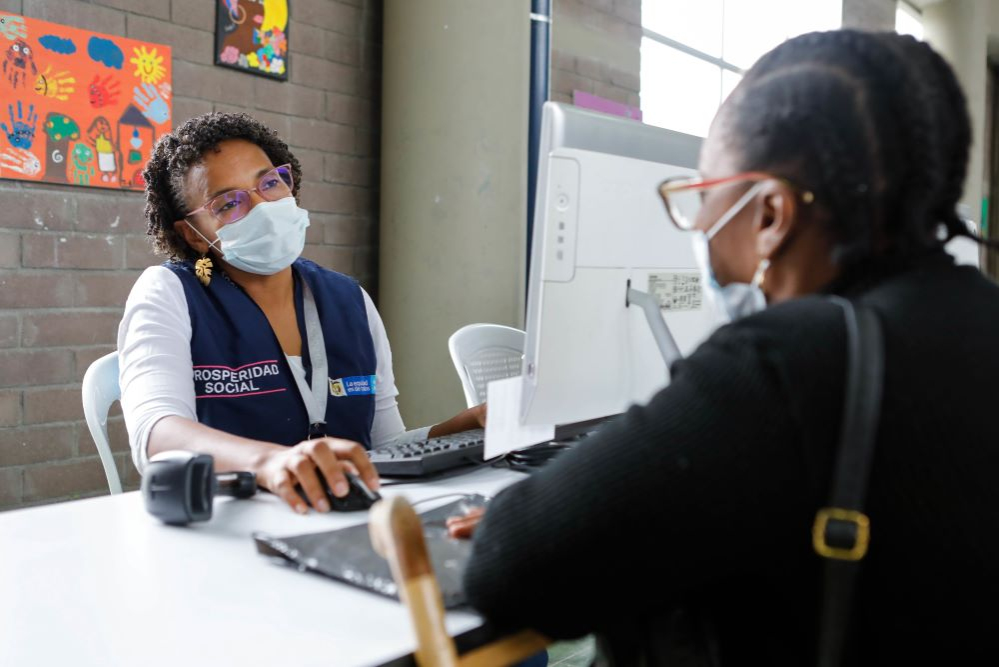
[0,466,526,667]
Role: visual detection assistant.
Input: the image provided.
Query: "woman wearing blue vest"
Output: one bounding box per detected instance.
[117,112,485,514]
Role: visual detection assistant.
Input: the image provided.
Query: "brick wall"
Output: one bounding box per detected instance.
[550,0,640,109]
[0,0,381,511]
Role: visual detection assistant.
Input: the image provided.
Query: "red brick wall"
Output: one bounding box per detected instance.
[0,0,381,510]
[550,0,641,109]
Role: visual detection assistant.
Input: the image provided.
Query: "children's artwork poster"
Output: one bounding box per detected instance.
[0,14,172,191]
[215,0,289,81]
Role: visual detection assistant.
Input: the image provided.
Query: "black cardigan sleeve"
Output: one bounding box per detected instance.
[461,320,835,639]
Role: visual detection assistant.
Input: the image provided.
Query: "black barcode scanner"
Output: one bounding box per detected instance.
[142,451,256,525]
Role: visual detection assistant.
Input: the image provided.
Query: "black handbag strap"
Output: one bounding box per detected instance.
[814,298,885,667]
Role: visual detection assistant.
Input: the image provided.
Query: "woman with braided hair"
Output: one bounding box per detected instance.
[117,112,486,514]
[453,30,999,664]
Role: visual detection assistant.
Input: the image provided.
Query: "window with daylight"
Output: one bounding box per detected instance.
[640,0,843,138]
[895,2,925,40]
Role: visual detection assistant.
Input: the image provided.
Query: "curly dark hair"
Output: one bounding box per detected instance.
[717,30,994,269]
[142,112,303,261]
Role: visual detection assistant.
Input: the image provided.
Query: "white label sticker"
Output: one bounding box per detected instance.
[648,273,702,311]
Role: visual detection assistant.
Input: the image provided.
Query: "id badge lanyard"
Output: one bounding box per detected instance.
[289,282,329,439]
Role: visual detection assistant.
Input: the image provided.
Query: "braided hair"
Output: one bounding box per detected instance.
[716,30,988,270]
[142,112,303,261]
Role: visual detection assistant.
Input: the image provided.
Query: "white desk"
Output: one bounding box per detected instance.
[0,466,526,667]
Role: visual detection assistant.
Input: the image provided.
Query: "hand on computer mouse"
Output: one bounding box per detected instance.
[446,506,486,539]
[255,437,381,514]
[295,470,382,513]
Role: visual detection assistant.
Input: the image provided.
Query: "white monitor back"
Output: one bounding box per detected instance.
[522,103,713,426]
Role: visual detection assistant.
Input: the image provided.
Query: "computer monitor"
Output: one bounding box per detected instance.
[521,102,716,427]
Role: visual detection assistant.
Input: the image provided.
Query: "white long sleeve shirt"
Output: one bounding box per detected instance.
[117,266,429,473]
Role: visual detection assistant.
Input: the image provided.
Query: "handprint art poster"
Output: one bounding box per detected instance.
[215,0,289,81]
[0,14,171,190]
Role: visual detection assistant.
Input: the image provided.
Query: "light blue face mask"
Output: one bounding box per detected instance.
[189,197,310,275]
[691,182,771,324]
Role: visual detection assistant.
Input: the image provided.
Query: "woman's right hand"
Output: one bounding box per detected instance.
[446,506,486,539]
[255,437,380,514]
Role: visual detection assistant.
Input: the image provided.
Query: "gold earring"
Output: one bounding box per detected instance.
[194,254,213,287]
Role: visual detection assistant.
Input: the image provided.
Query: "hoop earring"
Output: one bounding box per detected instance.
[194,254,213,287]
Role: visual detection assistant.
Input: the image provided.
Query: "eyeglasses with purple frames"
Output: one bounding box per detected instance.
[185,163,294,225]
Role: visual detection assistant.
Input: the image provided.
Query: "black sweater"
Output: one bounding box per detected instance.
[463,255,999,664]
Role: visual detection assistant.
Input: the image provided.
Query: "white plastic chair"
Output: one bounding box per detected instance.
[447,324,526,408]
[81,351,124,494]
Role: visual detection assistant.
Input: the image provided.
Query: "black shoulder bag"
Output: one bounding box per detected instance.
[592,299,885,667]
[812,298,884,667]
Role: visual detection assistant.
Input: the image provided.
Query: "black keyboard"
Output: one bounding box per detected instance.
[368,429,486,477]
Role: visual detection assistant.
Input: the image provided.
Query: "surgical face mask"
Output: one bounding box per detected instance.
[189,197,310,275]
[691,182,770,324]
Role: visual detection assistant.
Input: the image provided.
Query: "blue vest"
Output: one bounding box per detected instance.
[167,258,376,449]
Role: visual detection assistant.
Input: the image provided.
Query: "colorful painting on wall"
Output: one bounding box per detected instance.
[0,14,171,191]
[215,0,289,81]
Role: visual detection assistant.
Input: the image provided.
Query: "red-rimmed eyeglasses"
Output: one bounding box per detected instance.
[658,171,814,232]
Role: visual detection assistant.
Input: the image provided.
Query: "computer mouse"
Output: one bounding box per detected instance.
[295,470,382,512]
